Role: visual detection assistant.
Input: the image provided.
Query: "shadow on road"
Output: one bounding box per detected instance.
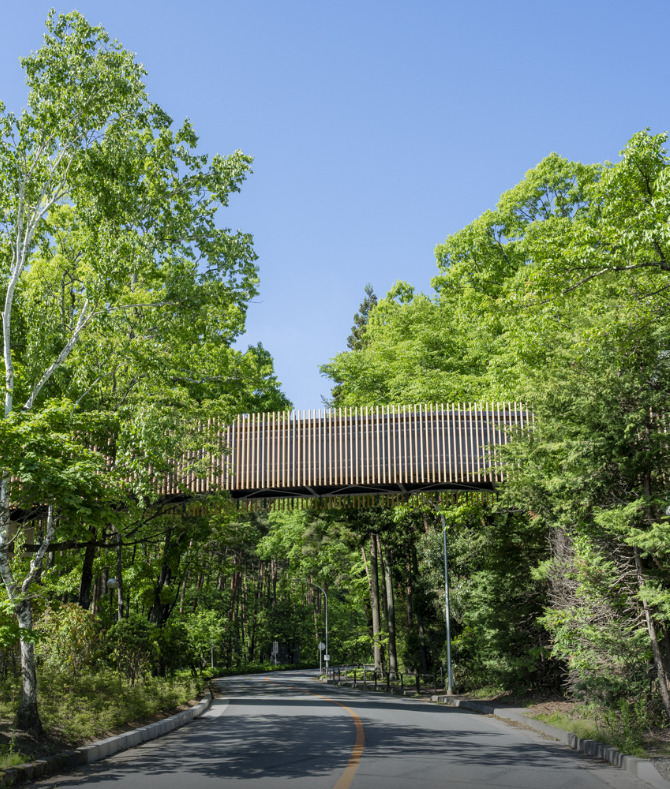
[49,674,618,786]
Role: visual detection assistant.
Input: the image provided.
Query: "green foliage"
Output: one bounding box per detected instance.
[2,18,669,746]
[183,610,225,669]
[0,740,29,770]
[347,284,378,352]
[37,604,99,678]
[36,668,200,743]
[0,9,289,733]
[408,500,553,691]
[154,620,194,677]
[320,128,670,735]
[104,616,158,684]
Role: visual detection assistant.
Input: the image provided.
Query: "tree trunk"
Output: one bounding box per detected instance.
[77,527,97,609]
[192,572,204,612]
[377,535,388,625]
[0,498,55,735]
[15,599,42,735]
[151,528,173,626]
[411,544,429,673]
[634,547,670,718]
[405,552,414,628]
[369,535,383,673]
[115,532,124,622]
[179,569,189,614]
[272,557,278,606]
[91,573,102,616]
[381,538,398,677]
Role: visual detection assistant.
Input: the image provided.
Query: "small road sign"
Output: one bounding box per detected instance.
[272,641,279,654]
[324,655,330,661]
[318,642,325,651]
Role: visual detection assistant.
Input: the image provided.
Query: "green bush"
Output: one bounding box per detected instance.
[104,616,158,683]
[154,620,194,676]
[36,668,201,743]
[37,603,100,677]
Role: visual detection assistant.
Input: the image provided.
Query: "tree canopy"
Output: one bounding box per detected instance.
[0,11,289,733]
[322,128,670,728]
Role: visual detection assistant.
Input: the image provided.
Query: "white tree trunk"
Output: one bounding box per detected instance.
[0,499,55,734]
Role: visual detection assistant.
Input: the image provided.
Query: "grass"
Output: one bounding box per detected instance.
[37,669,202,743]
[460,686,667,759]
[0,667,204,763]
[533,711,600,741]
[466,685,508,700]
[0,741,29,769]
[530,707,668,758]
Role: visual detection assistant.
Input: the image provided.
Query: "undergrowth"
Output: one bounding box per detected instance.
[0,669,202,745]
[0,739,29,769]
[532,699,660,758]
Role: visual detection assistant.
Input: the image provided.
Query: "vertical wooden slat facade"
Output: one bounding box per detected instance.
[157,404,528,500]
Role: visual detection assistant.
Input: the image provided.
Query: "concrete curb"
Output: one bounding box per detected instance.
[0,690,213,788]
[430,695,670,789]
[323,679,669,788]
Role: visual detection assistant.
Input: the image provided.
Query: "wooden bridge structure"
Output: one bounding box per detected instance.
[167,403,530,509]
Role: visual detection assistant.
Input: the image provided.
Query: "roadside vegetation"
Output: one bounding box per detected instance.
[0,8,669,764]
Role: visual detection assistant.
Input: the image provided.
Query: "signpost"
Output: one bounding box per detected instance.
[318,641,325,674]
[273,640,279,666]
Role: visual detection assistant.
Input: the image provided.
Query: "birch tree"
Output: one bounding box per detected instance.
[0,11,258,733]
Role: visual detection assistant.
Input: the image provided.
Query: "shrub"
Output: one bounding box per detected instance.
[104,616,157,684]
[37,603,99,677]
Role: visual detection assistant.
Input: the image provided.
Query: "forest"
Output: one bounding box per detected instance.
[1,10,670,760]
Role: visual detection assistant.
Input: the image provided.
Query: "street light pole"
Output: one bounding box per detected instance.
[427,499,454,694]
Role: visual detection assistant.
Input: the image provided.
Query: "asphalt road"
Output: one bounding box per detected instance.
[34,670,651,788]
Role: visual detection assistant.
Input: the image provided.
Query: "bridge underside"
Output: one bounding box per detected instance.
[230,479,496,502]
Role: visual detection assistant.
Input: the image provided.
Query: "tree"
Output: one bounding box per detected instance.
[504,311,670,718]
[321,130,670,723]
[347,283,378,351]
[0,11,263,733]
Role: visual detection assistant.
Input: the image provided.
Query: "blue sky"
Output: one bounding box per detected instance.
[2,1,669,410]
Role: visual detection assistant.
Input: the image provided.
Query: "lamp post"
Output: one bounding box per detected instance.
[427,499,454,694]
[298,579,328,670]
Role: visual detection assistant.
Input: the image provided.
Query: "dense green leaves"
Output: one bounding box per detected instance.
[321,128,670,722]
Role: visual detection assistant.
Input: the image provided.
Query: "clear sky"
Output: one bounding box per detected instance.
[2,1,669,410]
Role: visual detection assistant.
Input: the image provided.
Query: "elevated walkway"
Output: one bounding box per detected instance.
[166,403,530,507]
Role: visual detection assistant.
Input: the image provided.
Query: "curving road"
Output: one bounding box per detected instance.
[33,670,650,788]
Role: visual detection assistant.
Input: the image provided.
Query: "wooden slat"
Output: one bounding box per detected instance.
[465,403,475,482]
[363,406,372,484]
[354,407,360,486]
[240,415,247,490]
[390,405,396,484]
[404,404,410,482]
[439,403,446,483]
[418,404,424,484]
[345,407,350,485]
[428,403,439,482]
[475,402,482,482]
[136,403,537,499]
[307,409,312,488]
[376,406,382,485]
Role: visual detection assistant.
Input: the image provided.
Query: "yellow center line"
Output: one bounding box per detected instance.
[264,678,365,789]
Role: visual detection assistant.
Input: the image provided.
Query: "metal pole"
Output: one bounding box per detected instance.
[428,500,454,694]
[440,508,454,694]
[324,587,328,669]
